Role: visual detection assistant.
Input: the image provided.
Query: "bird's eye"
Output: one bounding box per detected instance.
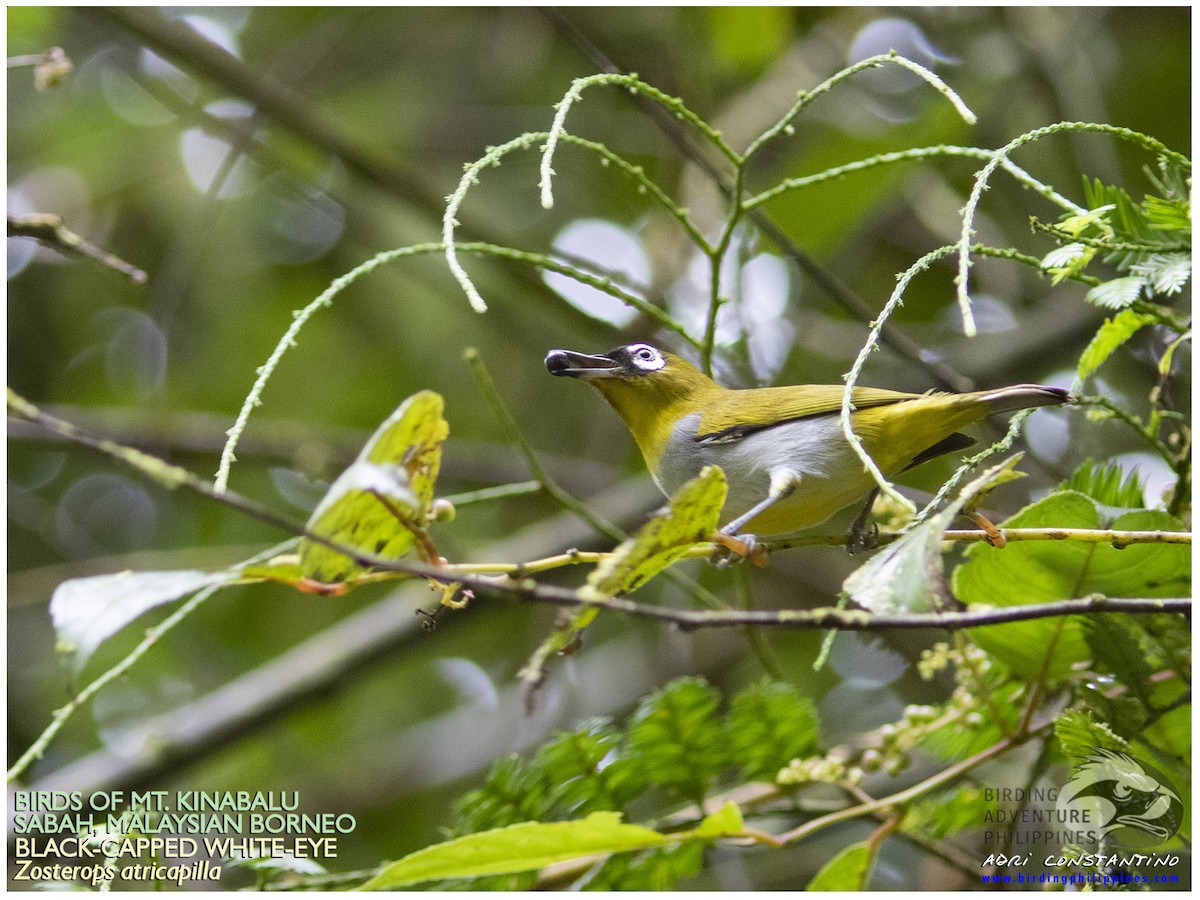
[625,344,664,372]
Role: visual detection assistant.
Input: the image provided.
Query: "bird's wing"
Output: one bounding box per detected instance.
[695,385,925,443]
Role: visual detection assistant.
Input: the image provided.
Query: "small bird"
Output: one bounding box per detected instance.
[545,343,1071,554]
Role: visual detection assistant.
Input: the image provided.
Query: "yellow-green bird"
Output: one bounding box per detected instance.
[546,343,1071,553]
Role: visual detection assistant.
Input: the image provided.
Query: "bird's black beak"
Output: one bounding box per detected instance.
[545,349,621,379]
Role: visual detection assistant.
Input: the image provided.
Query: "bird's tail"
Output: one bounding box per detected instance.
[976,384,1073,414]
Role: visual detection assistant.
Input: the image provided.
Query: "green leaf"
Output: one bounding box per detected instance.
[575,803,739,890]
[50,569,237,671]
[580,842,704,891]
[1054,709,1128,762]
[1083,615,1155,703]
[693,801,745,838]
[360,812,670,890]
[844,456,1025,613]
[1061,459,1147,509]
[535,720,647,815]
[298,390,447,585]
[904,786,985,840]
[1076,308,1157,380]
[1142,194,1191,232]
[807,841,873,891]
[454,755,556,834]
[584,466,726,598]
[1086,275,1145,309]
[627,677,725,803]
[952,492,1189,681]
[842,504,955,613]
[726,680,820,783]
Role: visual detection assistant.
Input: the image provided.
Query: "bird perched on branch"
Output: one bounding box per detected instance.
[546,342,1071,558]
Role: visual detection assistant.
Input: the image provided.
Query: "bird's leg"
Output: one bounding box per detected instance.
[847,487,881,555]
[710,472,798,568]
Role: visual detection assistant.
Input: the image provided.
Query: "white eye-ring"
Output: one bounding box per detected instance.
[627,344,665,371]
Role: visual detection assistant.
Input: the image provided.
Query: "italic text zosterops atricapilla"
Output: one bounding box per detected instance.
[545,343,1071,552]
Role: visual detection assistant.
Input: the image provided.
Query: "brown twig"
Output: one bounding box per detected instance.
[8,212,147,283]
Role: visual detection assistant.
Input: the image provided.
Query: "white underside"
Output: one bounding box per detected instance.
[655,413,881,534]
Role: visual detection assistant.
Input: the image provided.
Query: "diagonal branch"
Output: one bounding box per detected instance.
[8,212,147,284]
[88,6,440,217]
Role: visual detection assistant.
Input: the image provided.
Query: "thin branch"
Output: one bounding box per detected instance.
[743,52,976,163]
[761,526,1191,553]
[1075,394,1176,461]
[770,716,1056,846]
[456,526,1192,577]
[215,240,693,492]
[8,583,222,781]
[540,72,739,210]
[744,145,1083,213]
[910,410,1031,528]
[10,391,1189,640]
[1029,217,1191,255]
[840,245,958,512]
[494,590,1189,633]
[8,212,147,284]
[444,130,710,315]
[89,7,441,216]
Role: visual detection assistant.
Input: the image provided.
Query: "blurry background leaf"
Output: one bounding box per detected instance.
[50,568,235,672]
[726,679,820,783]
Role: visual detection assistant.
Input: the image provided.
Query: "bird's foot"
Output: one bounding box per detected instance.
[710,531,770,568]
[846,518,880,555]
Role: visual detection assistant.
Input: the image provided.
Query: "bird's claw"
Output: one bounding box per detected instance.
[710,531,770,568]
[846,519,879,555]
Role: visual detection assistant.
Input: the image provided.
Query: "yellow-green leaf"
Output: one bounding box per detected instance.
[692,801,744,838]
[298,391,447,585]
[360,812,669,890]
[1077,308,1157,381]
[585,466,727,598]
[807,841,873,891]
